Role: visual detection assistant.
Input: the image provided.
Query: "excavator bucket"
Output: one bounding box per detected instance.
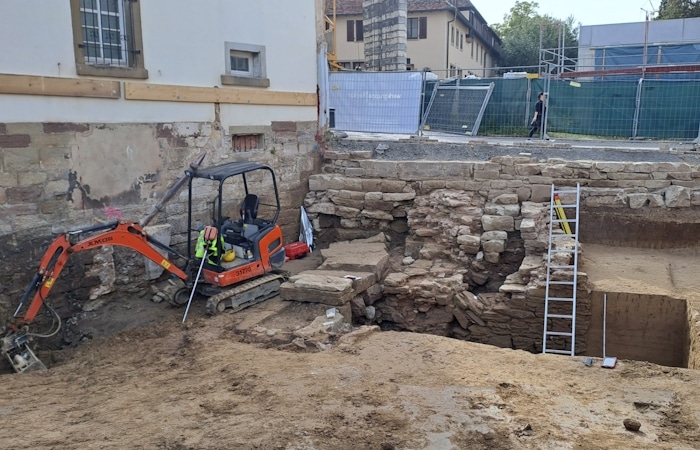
[1,332,47,373]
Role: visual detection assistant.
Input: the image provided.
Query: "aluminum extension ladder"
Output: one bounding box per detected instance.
[542,184,581,356]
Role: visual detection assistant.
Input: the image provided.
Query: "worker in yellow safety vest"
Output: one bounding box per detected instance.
[195,228,224,266]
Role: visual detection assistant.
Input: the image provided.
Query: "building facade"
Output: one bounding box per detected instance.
[576,17,700,79]
[0,0,324,302]
[329,0,500,77]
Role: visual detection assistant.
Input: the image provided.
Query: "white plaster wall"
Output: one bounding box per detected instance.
[0,0,318,125]
[0,96,215,124]
[0,1,76,77]
[334,14,366,64]
[408,13,448,72]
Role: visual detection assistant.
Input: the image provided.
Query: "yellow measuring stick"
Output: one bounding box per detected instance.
[553,194,572,234]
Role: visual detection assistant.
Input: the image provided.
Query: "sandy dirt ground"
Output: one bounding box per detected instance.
[582,244,700,301]
[1,252,699,449]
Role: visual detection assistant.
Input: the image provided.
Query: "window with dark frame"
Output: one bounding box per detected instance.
[408,17,427,40]
[347,19,363,41]
[355,20,364,41]
[409,18,420,39]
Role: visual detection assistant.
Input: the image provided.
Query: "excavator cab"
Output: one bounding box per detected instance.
[178,161,287,314]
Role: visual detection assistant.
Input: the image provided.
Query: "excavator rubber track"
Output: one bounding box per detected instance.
[205,272,288,315]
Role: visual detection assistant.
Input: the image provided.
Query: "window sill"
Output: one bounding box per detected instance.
[76,64,149,80]
[221,74,270,88]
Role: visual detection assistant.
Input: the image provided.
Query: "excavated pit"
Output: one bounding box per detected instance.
[585,292,689,368]
[580,208,700,369]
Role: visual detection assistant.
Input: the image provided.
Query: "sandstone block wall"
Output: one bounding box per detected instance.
[0,121,320,317]
[304,150,700,354]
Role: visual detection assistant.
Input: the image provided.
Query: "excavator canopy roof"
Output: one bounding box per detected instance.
[187,161,273,182]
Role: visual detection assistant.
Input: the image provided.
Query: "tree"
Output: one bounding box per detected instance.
[491,1,579,72]
[656,0,700,19]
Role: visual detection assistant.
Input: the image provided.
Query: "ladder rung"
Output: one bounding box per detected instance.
[551,219,577,223]
[547,314,573,319]
[556,203,579,208]
[548,281,575,285]
[544,349,573,355]
[546,296,574,301]
[554,189,579,194]
[545,331,573,337]
[550,249,575,254]
[550,265,575,269]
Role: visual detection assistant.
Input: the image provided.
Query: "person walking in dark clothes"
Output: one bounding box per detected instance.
[528,92,546,139]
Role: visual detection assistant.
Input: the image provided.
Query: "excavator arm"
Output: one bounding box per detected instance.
[2,220,189,373]
[12,220,188,326]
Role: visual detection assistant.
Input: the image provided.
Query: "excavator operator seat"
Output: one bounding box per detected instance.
[240,194,259,224]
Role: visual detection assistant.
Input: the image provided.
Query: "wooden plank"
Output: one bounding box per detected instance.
[124,82,317,106]
[0,73,120,99]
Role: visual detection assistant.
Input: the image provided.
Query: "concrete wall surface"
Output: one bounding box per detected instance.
[579,17,700,47]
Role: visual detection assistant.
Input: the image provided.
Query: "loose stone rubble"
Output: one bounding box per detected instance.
[295,152,700,353]
[280,234,389,322]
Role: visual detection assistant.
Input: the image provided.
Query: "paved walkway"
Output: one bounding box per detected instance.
[335,131,700,164]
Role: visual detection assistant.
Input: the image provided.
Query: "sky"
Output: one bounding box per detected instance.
[472,0,661,27]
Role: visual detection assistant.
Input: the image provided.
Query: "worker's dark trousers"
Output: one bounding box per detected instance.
[528,120,541,138]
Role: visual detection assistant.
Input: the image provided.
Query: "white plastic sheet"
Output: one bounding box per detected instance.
[299,206,314,252]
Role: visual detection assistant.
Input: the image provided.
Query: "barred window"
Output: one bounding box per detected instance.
[71,0,148,78]
[80,0,128,65]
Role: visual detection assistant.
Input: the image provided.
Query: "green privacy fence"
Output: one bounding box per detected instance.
[427,77,700,140]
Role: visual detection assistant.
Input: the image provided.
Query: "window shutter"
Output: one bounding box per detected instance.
[356,20,364,41]
[419,17,427,39]
[347,20,355,41]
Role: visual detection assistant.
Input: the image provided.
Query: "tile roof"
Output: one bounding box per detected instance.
[332,0,473,16]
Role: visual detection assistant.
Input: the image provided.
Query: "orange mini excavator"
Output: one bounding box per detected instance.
[1,156,287,373]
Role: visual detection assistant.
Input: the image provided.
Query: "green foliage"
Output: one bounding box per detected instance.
[491,1,579,71]
[656,0,700,19]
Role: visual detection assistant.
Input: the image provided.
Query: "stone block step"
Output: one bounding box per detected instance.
[294,269,377,295]
[280,281,355,306]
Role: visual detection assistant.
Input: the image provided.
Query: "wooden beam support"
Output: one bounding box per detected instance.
[0,73,120,99]
[124,82,317,106]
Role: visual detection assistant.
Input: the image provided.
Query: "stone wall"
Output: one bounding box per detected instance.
[0,121,320,317]
[304,149,700,354]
